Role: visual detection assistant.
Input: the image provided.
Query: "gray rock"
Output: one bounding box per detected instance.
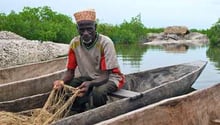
[0,31,69,68]
[0,31,26,40]
[164,26,189,35]
[145,28,209,47]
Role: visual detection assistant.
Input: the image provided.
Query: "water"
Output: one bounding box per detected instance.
[116,45,220,90]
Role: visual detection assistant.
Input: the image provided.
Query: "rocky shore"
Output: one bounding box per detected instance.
[0,31,69,68]
[144,26,209,47]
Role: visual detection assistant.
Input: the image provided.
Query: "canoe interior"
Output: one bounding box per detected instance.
[123,63,199,92]
[97,83,220,125]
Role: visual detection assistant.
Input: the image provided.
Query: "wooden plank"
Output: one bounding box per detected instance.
[212,119,220,124]
[109,89,141,98]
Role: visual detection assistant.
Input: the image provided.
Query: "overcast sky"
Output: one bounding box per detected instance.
[1,0,220,29]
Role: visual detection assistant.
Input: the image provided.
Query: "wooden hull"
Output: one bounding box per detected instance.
[0,57,67,85]
[0,59,207,124]
[52,61,207,125]
[97,83,220,125]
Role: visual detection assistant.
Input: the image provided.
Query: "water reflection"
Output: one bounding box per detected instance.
[116,44,220,89]
[116,44,190,60]
[163,44,189,53]
[115,44,148,68]
[206,47,220,70]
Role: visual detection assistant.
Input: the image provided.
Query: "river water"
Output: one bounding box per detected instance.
[116,44,220,90]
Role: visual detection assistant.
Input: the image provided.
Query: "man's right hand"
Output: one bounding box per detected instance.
[53,80,64,90]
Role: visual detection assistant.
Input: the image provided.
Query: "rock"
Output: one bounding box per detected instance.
[0,31,69,68]
[145,26,209,47]
[144,38,209,47]
[165,34,180,40]
[0,31,26,40]
[164,26,189,35]
[184,32,208,40]
[146,33,162,41]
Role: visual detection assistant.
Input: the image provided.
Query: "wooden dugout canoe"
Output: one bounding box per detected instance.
[96,82,220,125]
[0,57,67,102]
[52,60,207,125]
[0,58,207,125]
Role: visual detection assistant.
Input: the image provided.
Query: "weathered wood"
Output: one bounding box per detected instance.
[212,119,220,124]
[0,60,207,124]
[97,83,220,125]
[0,57,67,84]
[0,89,141,112]
[109,89,141,98]
[0,92,49,112]
[0,70,64,102]
[52,61,207,125]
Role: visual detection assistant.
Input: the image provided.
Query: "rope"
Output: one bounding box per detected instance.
[0,85,80,125]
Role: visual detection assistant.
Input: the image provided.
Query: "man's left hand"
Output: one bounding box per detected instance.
[77,81,91,94]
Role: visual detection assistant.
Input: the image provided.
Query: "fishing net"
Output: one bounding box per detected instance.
[0,85,80,125]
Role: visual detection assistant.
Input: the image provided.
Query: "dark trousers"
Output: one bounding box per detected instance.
[69,76,118,112]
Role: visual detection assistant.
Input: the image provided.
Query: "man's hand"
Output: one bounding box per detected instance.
[77,81,91,94]
[53,80,64,90]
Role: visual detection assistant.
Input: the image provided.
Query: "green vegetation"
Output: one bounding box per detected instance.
[1,6,220,46]
[97,14,146,44]
[191,19,220,47]
[206,20,220,47]
[0,6,77,43]
[97,16,163,44]
[0,6,163,44]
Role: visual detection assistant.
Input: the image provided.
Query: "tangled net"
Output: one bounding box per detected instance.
[0,85,80,125]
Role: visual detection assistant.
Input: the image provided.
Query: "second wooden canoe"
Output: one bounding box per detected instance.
[96,82,220,125]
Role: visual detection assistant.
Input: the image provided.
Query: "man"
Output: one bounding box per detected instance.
[53,9,125,113]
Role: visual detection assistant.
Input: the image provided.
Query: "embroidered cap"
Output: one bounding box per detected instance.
[74,9,96,23]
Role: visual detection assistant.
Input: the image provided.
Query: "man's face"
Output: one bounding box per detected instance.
[77,20,96,44]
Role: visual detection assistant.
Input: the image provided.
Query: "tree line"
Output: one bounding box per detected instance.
[0,6,219,46]
[0,6,77,44]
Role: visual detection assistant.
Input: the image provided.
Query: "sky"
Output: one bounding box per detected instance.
[0,0,220,29]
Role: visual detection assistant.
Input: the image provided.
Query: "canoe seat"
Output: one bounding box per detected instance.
[109,89,141,99]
